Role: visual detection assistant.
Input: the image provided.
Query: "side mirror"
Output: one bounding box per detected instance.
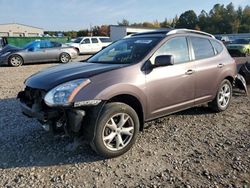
[154,55,174,67]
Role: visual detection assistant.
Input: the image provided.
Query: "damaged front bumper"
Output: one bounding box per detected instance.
[17,88,105,138]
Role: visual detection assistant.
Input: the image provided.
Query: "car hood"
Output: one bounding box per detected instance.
[25,62,128,91]
[0,45,22,55]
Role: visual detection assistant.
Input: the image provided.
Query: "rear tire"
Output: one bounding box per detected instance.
[90,102,139,158]
[8,55,23,67]
[59,52,71,63]
[209,79,232,112]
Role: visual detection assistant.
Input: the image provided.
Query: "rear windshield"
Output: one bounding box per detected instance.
[99,38,112,43]
[88,37,162,64]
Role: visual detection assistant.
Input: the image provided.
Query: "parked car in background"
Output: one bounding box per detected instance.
[67,37,112,54]
[0,37,5,51]
[226,38,250,57]
[215,35,231,45]
[18,29,237,158]
[0,40,78,67]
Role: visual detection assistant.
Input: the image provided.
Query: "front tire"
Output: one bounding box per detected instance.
[8,55,23,67]
[59,52,71,63]
[91,102,139,158]
[209,79,232,112]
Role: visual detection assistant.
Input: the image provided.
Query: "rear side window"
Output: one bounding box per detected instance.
[153,37,190,64]
[190,37,215,60]
[91,38,99,43]
[211,40,223,54]
[100,38,112,43]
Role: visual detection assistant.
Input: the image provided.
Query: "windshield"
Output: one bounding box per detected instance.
[232,39,249,44]
[87,37,162,64]
[73,38,83,43]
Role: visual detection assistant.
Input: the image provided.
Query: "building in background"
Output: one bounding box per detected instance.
[0,23,44,37]
[110,25,162,41]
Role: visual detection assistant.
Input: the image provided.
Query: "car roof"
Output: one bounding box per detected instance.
[131,29,215,39]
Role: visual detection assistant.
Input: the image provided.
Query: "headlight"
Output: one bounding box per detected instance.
[44,79,91,107]
[1,51,11,57]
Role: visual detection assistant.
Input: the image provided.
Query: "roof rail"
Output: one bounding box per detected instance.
[167,29,215,39]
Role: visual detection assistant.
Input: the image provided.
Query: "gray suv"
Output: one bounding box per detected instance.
[18,29,237,158]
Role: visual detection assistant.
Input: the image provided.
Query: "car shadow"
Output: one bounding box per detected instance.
[0,98,104,169]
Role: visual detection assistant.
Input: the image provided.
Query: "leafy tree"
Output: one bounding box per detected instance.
[92,25,109,36]
[160,18,172,28]
[198,10,209,31]
[77,30,89,37]
[239,6,250,33]
[176,10,198,29]
[117,19,130,26]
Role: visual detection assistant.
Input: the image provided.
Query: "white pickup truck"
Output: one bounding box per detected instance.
[67,36,112,54]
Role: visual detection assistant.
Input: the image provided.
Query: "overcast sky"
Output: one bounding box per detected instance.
[0,0,249,31]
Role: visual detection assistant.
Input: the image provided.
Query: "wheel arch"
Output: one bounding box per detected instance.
[107,94,145,131]
[224,75,234,84]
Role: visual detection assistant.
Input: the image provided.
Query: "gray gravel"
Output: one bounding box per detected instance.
[0,57,249,188]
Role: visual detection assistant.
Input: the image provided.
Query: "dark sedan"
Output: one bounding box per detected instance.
[0,40,78,67]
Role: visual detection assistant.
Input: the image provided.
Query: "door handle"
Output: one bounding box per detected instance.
[217,63,224,68]
[185,70,194,75]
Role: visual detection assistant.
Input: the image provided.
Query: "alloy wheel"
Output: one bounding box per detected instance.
[60,53,70,63]
[218,83,231,108]
[102,113,134,151]
[10,56,22,66]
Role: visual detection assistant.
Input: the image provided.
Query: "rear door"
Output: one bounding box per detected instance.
[91,38,102,53]
[189,37,220,104]
[145,36,195,119]
[43,41,61,61]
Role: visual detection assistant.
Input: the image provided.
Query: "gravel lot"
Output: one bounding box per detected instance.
[0,56,249,188]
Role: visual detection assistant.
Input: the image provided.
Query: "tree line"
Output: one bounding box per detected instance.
[45,2,250,38]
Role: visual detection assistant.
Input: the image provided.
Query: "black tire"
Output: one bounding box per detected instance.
[209,79,232,112]
[8,54,23,67]
[59,52,71,63]
[90,102,140,158]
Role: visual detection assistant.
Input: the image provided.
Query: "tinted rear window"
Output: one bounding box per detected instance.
[100,38,112,43]
[191,37,215,60]
[211,40,223,54]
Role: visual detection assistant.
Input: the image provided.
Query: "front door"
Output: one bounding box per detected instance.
[145,36,195,120]
[79,38,92,53]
